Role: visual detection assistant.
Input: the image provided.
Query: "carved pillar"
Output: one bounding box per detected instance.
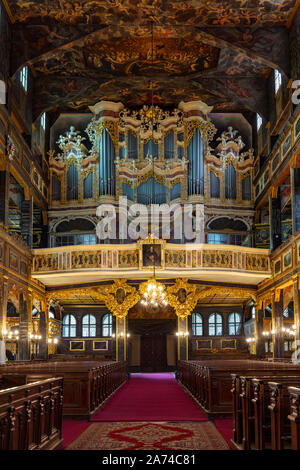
[255,307,264,358]
[272,290,284,359]
[19,293,31,360]
[115,316,128,362]
[38,310,48,360]
[0,162,10,226]
[177,316,189,361]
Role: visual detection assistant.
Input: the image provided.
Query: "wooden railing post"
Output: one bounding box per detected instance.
[288,386,300,450]
[268,382,283,450]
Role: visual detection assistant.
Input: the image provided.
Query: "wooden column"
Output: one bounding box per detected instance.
[293,277,300,346]
[0,162,10,226]
[116,317,128,362]
[256,307,264,358]
[38,310,48,360]
[177,316,189,361]
[18,293,31,360]
[272,290,284,359]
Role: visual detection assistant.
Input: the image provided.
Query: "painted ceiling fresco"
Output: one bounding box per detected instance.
[6,0,297,25]
[3,0,299,119]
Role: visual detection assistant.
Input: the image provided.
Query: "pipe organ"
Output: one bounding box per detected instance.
[48,100,255,246]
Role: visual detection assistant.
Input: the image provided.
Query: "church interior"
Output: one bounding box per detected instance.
[0,0,300,453]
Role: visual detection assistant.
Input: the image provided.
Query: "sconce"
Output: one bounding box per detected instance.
[3,329,19,341]
[176,331,189,337]
[48,338,58,344]
[246,337,256,343]
[112,333,130,339]
[29,333,42,341]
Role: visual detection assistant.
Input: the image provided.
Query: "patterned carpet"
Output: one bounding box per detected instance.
[66,421,229,450]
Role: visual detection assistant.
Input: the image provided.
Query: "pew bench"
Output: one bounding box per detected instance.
[0,360,127,419]
[0,377,63,450]
[178,360,300,418]
[231,375,300,450]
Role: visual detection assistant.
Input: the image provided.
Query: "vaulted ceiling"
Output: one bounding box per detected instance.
[4,0,299,120]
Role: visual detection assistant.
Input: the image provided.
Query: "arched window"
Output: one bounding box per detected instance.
[208,313,222,336]
[82,314,96,337]
[62,314,76,337]
[228,313,241,335]
[102,313,113,337]
[192,313,203,336]
[55,218,96,247]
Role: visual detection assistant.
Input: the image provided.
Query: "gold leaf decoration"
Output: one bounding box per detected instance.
[166,279,207,319]
[97,279,140,319]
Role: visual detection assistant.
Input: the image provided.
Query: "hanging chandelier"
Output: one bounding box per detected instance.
[140,279,168,308]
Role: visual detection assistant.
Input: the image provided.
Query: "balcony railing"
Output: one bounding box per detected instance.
[32,243,271,286]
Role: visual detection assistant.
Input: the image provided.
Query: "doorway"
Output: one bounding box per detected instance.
[141,333,167,372]
[128,318,177,372]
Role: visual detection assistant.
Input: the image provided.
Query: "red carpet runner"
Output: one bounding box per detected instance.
[91,373,207,422]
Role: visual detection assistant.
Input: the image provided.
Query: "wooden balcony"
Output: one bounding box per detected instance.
[32,243,271,287]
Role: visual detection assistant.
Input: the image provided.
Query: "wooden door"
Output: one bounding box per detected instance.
[141,334,167,372]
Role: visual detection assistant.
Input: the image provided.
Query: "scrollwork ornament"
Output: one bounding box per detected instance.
[94,279,140,319]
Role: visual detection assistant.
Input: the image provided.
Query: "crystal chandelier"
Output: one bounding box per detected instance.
[140,279,168,308]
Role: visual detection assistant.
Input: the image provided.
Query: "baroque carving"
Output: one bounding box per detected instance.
[166,279,210,319]
[92,280,140,319]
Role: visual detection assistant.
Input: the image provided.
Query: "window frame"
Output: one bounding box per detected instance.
[228,312,242,336]
[62,314,77,338]
[82,314,97,337]
[208,313,223,336]
[19,66,28,92]
[102,313,113,337]
[192,313,203,336]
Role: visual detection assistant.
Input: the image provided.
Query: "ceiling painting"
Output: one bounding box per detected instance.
[2,0,297,119]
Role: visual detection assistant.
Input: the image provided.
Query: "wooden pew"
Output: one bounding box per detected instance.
[178,360,300,417]
[232,375,300,450]
[288,386,300,450]
[0,377,63,450]
[0,360,127,419]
